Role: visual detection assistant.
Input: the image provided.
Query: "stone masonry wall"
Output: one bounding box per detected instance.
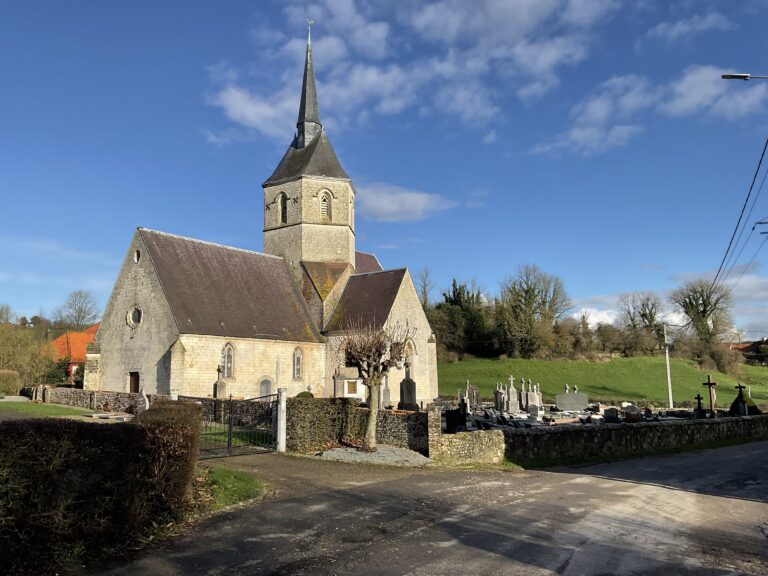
[426,406,768,466]
[503,415,768,465]
[42,387,170,414]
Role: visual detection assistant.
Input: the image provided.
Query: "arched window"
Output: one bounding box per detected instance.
[320,192,331,222]
[221,343,234,378]
[260,379,272,397]
[278,192,288,225]
[293,347,303,379]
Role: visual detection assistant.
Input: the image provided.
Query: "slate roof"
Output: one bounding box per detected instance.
[139,229,322,342]
[301,261,350,300]
[355,251,382,274]
[263,131,349,187]
[324,269,406,334]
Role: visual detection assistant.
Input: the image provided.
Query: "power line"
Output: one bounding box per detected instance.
[731,235,768,293]
[710,138,768,292]
[720,163,768,285]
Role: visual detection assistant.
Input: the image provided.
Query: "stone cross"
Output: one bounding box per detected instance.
[735,383,746,393]
[694,393,704,411]
[565,383,570,394]
[509,375,515,389]
[702,375,717,417]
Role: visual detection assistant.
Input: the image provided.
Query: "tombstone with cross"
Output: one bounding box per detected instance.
[702,375,717,418]
[728,383,750,417]
[693,393,706,419]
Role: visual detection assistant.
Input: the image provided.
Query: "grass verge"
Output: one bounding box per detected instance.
[206,467,266,511]
[439,356,768,406]
[0,402,93,419]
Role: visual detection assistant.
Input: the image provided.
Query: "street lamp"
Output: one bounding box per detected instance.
[722,73,768,81]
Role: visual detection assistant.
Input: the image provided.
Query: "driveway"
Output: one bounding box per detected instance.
[90,442,768,575]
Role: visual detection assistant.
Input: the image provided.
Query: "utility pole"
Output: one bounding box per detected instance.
[664,324,673,409]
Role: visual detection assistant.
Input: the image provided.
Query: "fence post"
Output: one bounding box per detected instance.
[226,395,233,456]
[277,388,287,453]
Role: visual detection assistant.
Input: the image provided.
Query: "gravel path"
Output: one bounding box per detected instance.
[315,445,430,467]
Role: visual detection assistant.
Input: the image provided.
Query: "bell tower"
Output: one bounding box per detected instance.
[262,27,356,273]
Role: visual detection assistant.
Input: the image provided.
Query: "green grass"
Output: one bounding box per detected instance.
[0,401,93,419]
[201,423,274,448]
[208,467,266,510]
[438,356,768,406]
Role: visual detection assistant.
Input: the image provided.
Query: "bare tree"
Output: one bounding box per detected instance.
[417,267,435,310]
[617,291,665,353]
[670,280,732,344]
[337,320,416,452]
[56,290,100,328]
[496,264,571,358]
[0,304,14,324]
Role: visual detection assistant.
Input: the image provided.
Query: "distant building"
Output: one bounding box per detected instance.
[730,339,767,364]
[52,323,99,382]
[85,31,438,405]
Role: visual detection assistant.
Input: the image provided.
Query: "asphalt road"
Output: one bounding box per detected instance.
[89,442,768,576]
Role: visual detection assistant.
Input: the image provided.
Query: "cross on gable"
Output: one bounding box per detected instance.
[735,383,746,392]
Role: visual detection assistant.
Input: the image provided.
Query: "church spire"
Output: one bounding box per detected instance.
[297,21,321,148]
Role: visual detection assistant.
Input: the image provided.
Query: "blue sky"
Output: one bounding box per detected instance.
[2,0,768,337]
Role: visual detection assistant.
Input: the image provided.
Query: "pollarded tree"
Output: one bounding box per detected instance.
[670,280,732,345]
[337,320,416,452]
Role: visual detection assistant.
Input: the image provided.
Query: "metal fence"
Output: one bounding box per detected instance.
[179,394,279,459]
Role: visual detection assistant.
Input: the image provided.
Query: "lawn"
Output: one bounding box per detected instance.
[0,401,93,420]
[438,356,768,407]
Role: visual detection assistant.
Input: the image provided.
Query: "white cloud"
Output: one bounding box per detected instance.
[482,130,497,144]
[661,65,768,119]
[208,85,297,140]
[572,307,618,327]
[208,0,621,142]
[536,66,768,156]
[356,182,456,222]
[533,74,656,155]
[647,11,735,43]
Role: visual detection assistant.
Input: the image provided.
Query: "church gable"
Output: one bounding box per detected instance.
[323,269,407,334]
[139,228,322,343]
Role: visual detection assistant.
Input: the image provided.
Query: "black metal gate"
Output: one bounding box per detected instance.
[180,394,278,459]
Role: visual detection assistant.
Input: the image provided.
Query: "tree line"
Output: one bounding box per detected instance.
[418,266,740,374]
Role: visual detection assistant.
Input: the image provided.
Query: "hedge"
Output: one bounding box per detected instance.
[0,401,202,575]
[0,370,21,396]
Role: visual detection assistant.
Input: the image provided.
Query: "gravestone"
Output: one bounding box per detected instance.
[507,376,519,412]
[137,384,149,414]
[397,376,419,411]
[694,393,707,419]
[728,383,761,416]
[556,391,589,412]
[604,407,619,423]
[528,404,542,421]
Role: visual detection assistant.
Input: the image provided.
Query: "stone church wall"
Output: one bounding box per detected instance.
[174,334,326,399]
[88,232,179,394]
[383,270,439,406]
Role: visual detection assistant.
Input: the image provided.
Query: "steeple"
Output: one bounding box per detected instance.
[297,23,321,148]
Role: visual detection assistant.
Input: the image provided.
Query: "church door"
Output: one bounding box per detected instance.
[129,372,140,393]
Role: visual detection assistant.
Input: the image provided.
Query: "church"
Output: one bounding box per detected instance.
[84,32,439,407]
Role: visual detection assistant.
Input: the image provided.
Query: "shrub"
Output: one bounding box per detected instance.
[0,401,202,575]
[0,370,21,396]
[295,391,314,398]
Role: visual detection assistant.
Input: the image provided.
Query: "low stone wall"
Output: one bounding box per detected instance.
[503,415,768,466]
[430,430,505,465]
[37,387,169,414]
[286,398,428,455]
[426,404,768,466]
